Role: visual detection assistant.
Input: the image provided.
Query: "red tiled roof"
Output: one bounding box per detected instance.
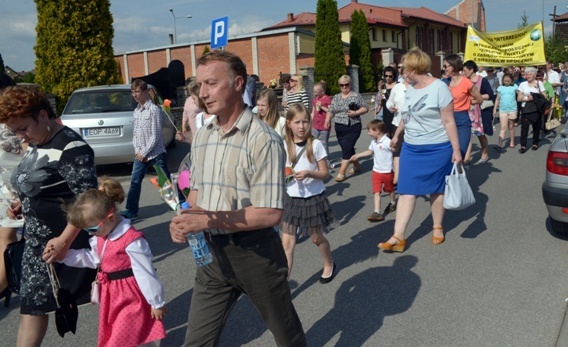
[553,12,568,22]
[263,2,466,31]
[391,6,466,28]
[338,2,406,27]
[267,12,317,30]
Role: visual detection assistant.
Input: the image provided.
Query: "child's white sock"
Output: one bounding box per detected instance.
[374,208,380,214]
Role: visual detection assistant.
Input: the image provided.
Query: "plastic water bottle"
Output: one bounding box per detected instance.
[180,202,212,267]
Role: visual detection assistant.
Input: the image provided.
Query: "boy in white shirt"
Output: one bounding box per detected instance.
[351,120,396,222]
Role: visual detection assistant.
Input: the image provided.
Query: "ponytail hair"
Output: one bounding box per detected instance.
[66,179,125,228]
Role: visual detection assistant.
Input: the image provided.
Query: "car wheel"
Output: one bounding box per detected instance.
[550,218,568,235]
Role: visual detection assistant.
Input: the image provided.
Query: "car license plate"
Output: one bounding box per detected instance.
[84,127,121,137]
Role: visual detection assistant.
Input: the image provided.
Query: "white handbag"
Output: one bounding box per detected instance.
[480,99,494,110]
[443,163,476,210]
[91,239,108,305]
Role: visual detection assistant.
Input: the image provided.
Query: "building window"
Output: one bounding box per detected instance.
[392,31,395,43]
[382,29,387,42]
[416,27,423,49]
[437,30,443,51]
[429,28,435,54]
[372,28,377,41]
[449,32,454,53]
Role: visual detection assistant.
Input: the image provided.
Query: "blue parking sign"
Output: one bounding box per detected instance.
[210,17,229,49]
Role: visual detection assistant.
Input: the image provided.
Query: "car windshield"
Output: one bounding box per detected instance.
[63,90,136,115]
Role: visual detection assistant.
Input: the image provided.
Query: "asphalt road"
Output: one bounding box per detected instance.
[1,115,567,347]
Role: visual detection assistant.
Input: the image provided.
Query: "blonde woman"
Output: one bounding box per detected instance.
[283,74,309,111]
[325,75,369,182]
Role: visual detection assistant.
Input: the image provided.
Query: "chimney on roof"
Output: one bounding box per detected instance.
[351,0,358,2]
[287,13,294,22]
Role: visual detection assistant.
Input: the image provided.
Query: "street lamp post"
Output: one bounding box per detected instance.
[169,8,192,44]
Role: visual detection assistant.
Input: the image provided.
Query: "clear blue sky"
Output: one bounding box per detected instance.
[0,0,564,72]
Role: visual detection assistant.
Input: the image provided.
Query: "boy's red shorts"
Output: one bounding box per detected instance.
[372,171,394,194]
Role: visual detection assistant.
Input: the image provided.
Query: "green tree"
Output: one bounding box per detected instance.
[202,46,210,56]
[22,72,36,83]
[544,33,568,64]
[35,0,121,113]
[314,0,346,95]
[349,10,374,92]
[0,54,5,72]
[518,11,529,29]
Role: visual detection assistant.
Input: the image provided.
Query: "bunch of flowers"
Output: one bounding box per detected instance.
[269,79,278,89]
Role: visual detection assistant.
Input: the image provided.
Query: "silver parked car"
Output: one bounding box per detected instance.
[542,125,568,235]
[60,84,176,165]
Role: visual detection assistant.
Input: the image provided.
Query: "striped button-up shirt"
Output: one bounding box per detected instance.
[190,108,285,235]
[133,99,166,160]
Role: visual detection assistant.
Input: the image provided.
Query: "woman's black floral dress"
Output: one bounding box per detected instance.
[11,127,98,314]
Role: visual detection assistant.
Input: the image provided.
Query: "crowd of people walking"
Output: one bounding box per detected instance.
[0,46,563,346]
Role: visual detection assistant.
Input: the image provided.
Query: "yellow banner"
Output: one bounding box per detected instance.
[464,22,546,67]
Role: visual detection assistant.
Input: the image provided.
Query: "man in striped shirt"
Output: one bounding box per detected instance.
[169,51,306,346]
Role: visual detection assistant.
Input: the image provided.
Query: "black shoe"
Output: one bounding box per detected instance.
[519,147,527,154]
[319,263,336,284]
[492,144,504,152]
[383,202,396,215]
[0,287,12,307]
[531,145,538,151]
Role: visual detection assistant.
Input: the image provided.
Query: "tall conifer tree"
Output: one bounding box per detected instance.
[314,0,346,95]
[350,10,375,92]
[35,0,121,112]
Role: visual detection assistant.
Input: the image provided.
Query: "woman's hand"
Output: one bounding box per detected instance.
[324,117,331,129]
[347,110,356,117]
[42,237,68,263]
[151,306,167,321]
[389,106,398,113]
[390,136,399,149]
[452,149,463,166]
[6,200,21,219]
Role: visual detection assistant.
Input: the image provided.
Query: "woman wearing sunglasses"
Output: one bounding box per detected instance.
[380,66,399,139]
[282,74,309,112]
[325,75,369,182]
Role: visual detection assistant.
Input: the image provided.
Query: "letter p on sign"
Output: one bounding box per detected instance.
[210,16,229,49]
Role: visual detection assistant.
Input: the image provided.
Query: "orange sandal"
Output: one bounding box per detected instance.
[432,226,444,245]
[378,235,406,252]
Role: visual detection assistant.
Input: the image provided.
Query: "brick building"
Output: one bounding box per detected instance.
[445,0,486,32]
[114,0,483,85]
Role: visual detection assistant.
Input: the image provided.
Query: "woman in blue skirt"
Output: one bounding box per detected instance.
[378,48,462,253]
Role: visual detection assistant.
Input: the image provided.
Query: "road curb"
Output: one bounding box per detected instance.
[556,300,568,347]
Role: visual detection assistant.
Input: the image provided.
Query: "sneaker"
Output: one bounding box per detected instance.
[367,212,384,222]
[121,210,138,220]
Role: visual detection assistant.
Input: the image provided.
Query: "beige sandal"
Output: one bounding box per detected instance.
[335,173,346,182]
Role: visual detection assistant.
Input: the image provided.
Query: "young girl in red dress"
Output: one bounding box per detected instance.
[61,179,166,347]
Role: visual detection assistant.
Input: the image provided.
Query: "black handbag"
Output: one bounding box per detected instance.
[4,237,25,294]
[46,263,78,337]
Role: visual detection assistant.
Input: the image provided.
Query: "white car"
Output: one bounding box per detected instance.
[60,85,176,165]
